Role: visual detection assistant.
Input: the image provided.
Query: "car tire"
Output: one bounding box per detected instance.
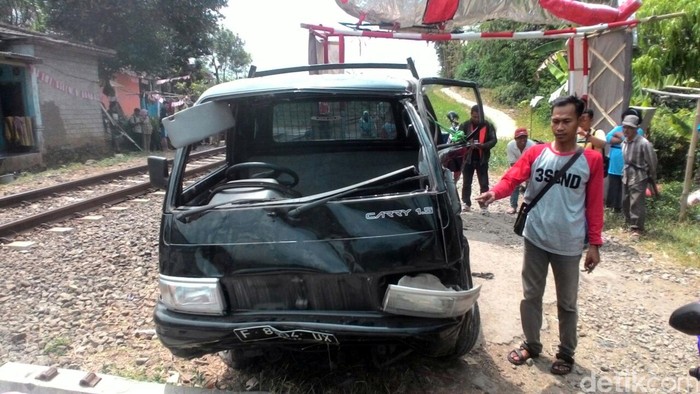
[219,349,256,370]
[449,302,481,358]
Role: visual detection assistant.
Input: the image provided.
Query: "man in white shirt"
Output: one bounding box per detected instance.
[505,128,536,214]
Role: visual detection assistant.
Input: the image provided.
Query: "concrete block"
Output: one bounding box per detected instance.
[80,215,103,221]
[46,227,74,233]
[0,362,224,393]
[5,241,35,249]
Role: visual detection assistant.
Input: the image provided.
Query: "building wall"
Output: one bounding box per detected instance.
[101,72,141,118]
[33,44,110,165]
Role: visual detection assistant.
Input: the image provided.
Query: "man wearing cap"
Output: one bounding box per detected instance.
[621,114,657,235]
[505,127,536,214]
[606,108,645,212]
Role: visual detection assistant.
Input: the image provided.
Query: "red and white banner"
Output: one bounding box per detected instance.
[335,0,641,30]
[302,19,640,42]
[32,67,100,101]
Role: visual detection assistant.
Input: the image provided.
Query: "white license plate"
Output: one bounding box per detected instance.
[234,326,339,344]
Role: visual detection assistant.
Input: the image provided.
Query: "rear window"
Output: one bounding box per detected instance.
[272,100,397,142]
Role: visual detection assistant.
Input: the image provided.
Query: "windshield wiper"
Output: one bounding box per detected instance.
[286,188,360,219]
[286,169,425,219]
[176,166,422,222]
[175,198,278,222]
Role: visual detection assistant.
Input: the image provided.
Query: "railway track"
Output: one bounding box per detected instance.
[0,147,226,238]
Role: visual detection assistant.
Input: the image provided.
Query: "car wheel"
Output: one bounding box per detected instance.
[449,302,481,358]
[219,349,257,370]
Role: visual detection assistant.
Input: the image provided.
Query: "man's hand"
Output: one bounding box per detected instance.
[611,131,624,144]
[583,245,600,273]
[475,191,496,207]
[576,128,587,138]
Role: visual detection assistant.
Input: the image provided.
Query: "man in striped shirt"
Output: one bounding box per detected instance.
[621,114,657,235]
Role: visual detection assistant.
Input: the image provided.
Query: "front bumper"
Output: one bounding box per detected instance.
[154,303,470,359]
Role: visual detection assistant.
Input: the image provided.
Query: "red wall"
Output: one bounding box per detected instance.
[102,73,141,115]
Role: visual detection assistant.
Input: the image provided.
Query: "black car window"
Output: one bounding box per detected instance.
[272,100,397,142]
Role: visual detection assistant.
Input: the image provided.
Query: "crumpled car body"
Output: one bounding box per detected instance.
[149,60,483,366]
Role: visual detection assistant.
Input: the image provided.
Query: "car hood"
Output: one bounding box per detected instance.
[160,193,450,277]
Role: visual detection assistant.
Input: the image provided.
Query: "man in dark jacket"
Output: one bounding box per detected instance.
[459,105,497,213]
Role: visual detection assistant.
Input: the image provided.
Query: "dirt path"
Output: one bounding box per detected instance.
[441,88,517,138]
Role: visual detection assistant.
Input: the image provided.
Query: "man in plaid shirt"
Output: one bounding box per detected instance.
[621,114,657,235]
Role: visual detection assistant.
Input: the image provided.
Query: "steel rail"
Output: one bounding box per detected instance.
[0,147,225,208]
[0,159,225,238]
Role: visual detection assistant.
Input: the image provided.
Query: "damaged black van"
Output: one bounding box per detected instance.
[148,60,482,368]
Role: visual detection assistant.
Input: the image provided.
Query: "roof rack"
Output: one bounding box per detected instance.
[248,58,419,79]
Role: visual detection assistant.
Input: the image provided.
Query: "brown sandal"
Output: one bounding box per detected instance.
[507,345,538,366]
[550,353,575,375]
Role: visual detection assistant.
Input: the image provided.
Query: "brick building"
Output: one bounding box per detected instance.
[0,23,115,173]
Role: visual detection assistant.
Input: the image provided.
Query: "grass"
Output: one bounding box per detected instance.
[635,182,700,267]
[100,362,167,383]
[430,87,700,268]
[43,336,71,356]
[6,151,149,187]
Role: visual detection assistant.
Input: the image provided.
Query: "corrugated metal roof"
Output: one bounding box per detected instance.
[0,50,41,64]
[0,22,115,57]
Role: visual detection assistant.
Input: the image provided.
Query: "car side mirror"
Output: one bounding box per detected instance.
[148,156,169,189]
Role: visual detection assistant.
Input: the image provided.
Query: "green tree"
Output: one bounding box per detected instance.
[633,0,700,88]
[209,27,251,83]
[630,0,700,182]
[455,20,563,106]
[39,0,228,79]
[0,0,42,28]
[435,41,464,79]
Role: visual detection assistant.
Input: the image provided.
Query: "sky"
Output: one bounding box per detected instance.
[220,0,441,77]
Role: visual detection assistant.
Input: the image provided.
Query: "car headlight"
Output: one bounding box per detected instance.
[382,284,481,318]
[159,275,225,315]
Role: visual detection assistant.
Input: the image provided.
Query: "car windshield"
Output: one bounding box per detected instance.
[273,100,398,142]
[171,93,426,209]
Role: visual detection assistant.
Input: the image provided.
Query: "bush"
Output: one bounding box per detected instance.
[492,82,530,106]
[647,106,697,181]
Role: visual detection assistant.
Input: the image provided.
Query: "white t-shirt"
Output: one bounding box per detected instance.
[506,139,536,165]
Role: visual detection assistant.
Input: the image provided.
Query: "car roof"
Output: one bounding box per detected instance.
[198,73,416,103]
